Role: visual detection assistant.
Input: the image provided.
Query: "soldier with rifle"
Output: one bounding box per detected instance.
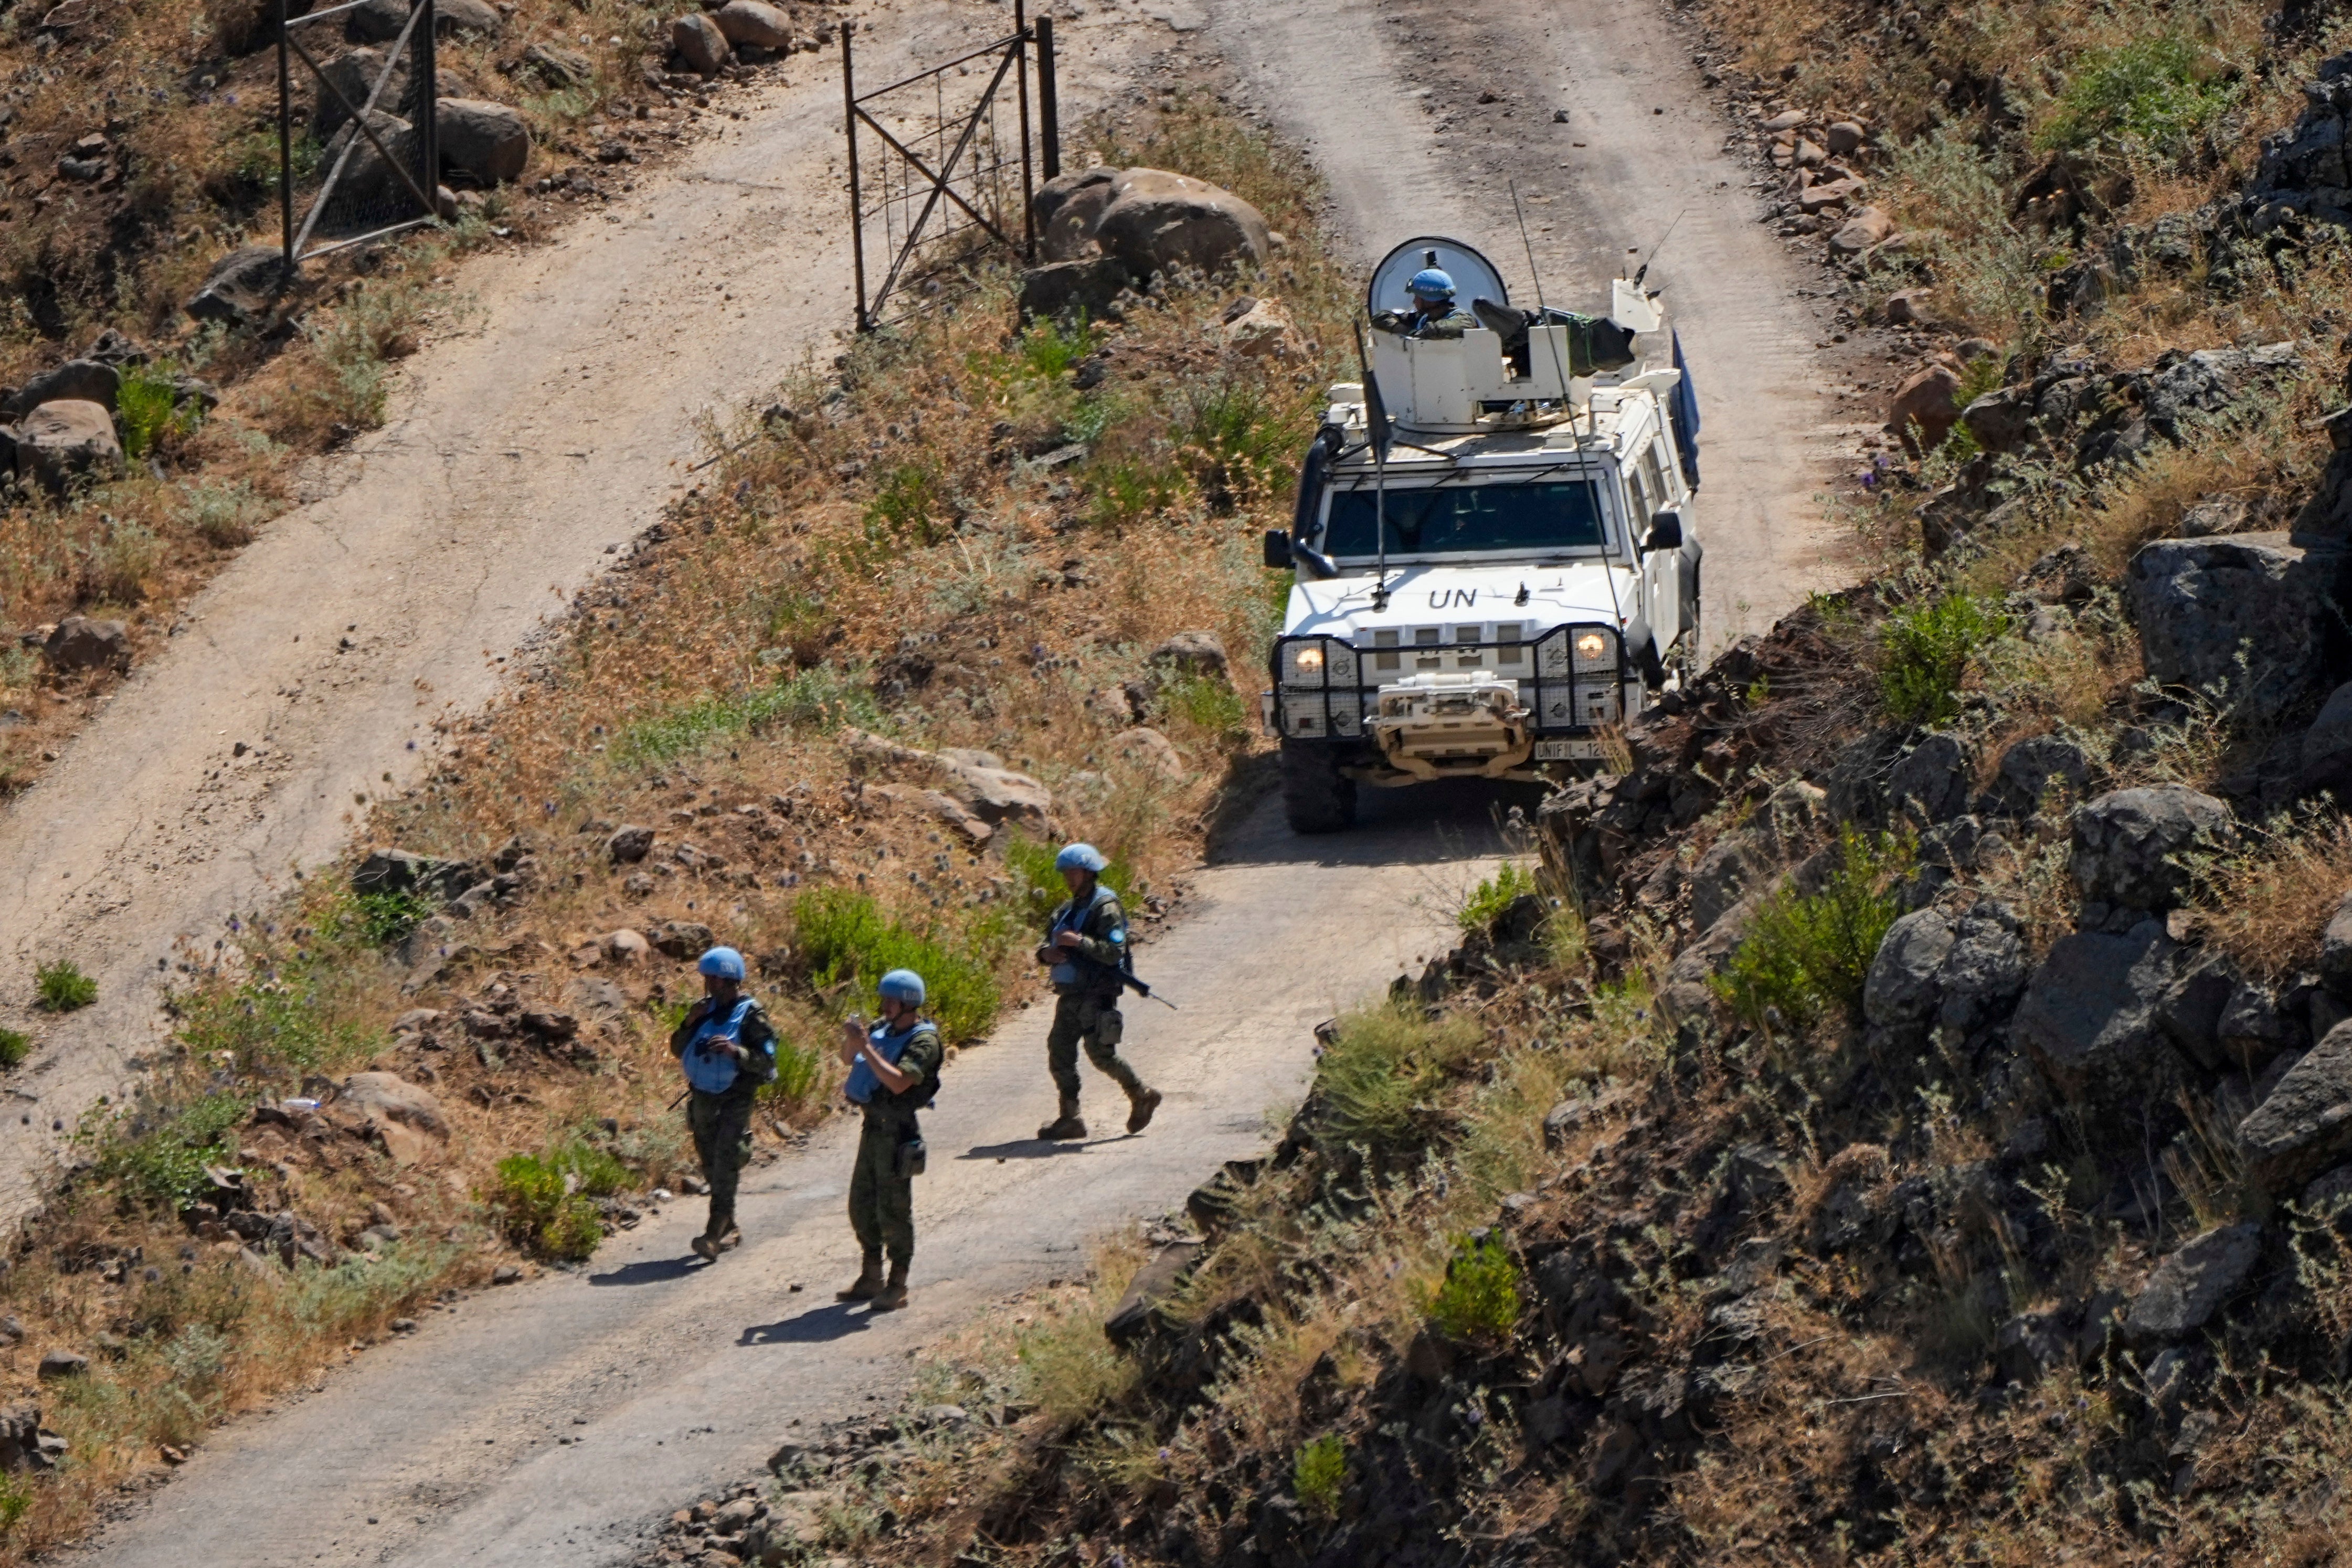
[1033,843,1162,1141]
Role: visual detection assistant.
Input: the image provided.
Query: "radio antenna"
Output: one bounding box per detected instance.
[1630,207,1688,288]
[1509,177,1571,420]
[1352,318,1393,613]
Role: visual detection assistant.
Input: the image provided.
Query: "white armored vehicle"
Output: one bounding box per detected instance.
[1260,237,1705,833]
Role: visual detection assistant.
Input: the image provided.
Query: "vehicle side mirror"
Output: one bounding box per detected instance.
[1643,510,1683,553]
[1263,529,1295,569]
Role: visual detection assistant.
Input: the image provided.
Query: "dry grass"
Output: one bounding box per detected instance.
[2190,810,2352,982]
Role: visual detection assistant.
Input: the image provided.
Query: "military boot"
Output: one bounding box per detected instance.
[870,1263,910,1312]
[717,1221,744,1253]
[1036,1097,1087,1141]
[692,1210,735,1261]
[835,1254,885,1301]
[1126,1086,1163,1134]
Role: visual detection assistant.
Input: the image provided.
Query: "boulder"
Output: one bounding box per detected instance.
[2156,951,2241,1071]
[1980,732,2093,817]
[521,42,594,88]
[1109,726,1184,780]
[1829,206,1895,256]
[712,0,791,48]
[1996,1310,2072,1384]
[435,98,531,185]
[42,616,130,676]
[2125,1222,2263,1344]
[0,1402,44,1473]
[649,920,715,960]
[1018,258,1131,320]
[2322,890,2352,997]
[1097,169,1270,278]
[4,358,117,419]
[1033,165,1121,261]
[1687,833,1764,936]
[1884,731,1972,826]
[2142,344,2298,443]
[607,824,655,864]
[1959,386,2036,453]
[1150,630,1230,682]
[313,47,408,139]
[322,109,422,205]
[2126,533,2351,724]
[186,246,294,330]
[1826,120,1867,156]
[35,1351,86,1381]
[601,928,652,965]
[2069,786,2230,913]
[348,0,498,40]
[2239,1019,2352,1193]
[1102,1239,1201,1348]
[1887,362,1962,454]
[671,13,732,77]
[16,399,123,493]
[939,759,1054,833]
[2012,926,2181,1104]
[2302,682,2352,779]
[2218,980,2302,1073]
[338,1072,448,1166]
[1863,900,2028,1046]
[352,846,479,899]
[1221,297,1304,359]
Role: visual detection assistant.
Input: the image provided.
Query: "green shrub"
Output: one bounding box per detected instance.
[614,666,882,764]
[1086,457,1187,529]
[1312,1002,1483,1160]
[35,960,96,1012]
[493,1150,610,1260]
[865,461,947,545]
[1001,833,1138,928]
[0,1470,29,1531]
[1457,862,1539,935]
[1427,1233,1523,1345]
[1879,591,2006,727]
[1179,378,1296,508]
[345,888,431,947]
[0,1027,28,1069]
[1016,313,1100,381]
[177,478,271,548]
[1712,827,1912,1033]
[91,1091,252,1212]
[1157,674,1247,741]
[792,888,1001,1043]
[1294,1433,1346,1518]
[117,361,199,460]
[176,968,361,1075]
[759,1040,828,1108]
[2039,38,2239,157]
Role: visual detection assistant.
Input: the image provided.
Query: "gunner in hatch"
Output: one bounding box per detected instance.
[1372,268,1477,340]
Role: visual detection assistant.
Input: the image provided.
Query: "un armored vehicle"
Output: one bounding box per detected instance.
[1259,237,1705,833]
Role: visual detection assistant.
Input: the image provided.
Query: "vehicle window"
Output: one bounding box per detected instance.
[1320,480,1609,558]
[1640,441,1671,507]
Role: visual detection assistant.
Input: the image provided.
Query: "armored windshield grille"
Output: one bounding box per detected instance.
[1365,623,1529,674]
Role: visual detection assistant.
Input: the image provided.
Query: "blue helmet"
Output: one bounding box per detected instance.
[877,968,926,1005]
[1408,268,1456,300]
[1056,842,1109,874]
[697,946,746,981]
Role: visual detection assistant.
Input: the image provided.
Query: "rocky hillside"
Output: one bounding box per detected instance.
[658,16,2352,1568]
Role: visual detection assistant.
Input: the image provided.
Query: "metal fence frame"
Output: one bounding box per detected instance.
[841,6,1061,331]
[275,0,442,268]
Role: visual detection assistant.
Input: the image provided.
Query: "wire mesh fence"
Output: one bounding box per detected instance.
[277,0,442,266]
[843,9,1060,331]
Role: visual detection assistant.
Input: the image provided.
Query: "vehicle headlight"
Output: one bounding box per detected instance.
[1296,643,1325,674]
[1572,629,1616,671]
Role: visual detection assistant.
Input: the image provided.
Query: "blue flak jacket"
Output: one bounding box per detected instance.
[682,998,764,1094]
[1048,884,1123,988]
[845,1018,930,1105]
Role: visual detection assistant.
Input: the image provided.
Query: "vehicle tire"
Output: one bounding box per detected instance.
[1280,741,1357,833]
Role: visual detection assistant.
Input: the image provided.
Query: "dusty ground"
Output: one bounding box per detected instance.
[18,0,1854,1559]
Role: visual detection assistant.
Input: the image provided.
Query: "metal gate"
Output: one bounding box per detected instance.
[274,0,442,267]
[840,6,1060,331]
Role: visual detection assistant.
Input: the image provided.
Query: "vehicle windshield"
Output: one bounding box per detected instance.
[1320,478,1612,558]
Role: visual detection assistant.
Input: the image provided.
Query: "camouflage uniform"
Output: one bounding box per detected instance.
[1372,302,1478,340]
[669,996,779,1246]
[1041,885,1154,1133]
[846,1020,943,1273]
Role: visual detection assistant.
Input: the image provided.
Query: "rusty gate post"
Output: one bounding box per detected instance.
[277,0,295,264]
[1013,0,1034,259]
[843,20,868,331]
[1036,15,1060,181]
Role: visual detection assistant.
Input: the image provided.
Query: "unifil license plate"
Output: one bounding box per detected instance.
[1535,738,1603,761]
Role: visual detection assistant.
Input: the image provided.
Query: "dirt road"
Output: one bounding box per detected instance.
[1212,0,1858,650]
[0,0,1149,1227]
[75,793,1474,1568]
